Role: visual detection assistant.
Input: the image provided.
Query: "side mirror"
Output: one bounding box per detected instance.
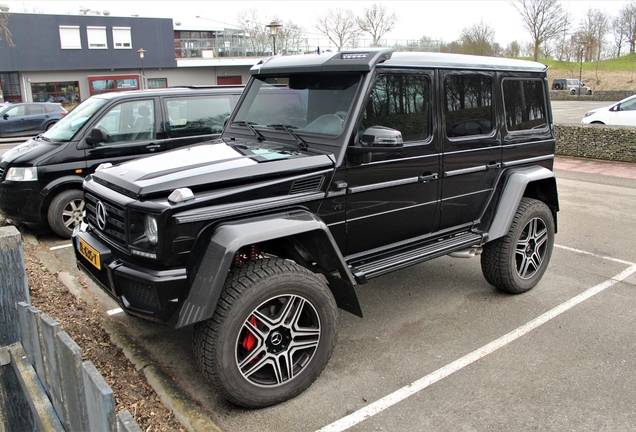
[85,127,108,145]
[360,126,403,148]
[610,104,620,112]
[3,114,8,120]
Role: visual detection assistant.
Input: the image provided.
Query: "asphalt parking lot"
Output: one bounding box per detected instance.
[27,158,636,431]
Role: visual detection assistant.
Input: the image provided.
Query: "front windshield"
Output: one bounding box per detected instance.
[42,96,108,142]
[233,73,361,138]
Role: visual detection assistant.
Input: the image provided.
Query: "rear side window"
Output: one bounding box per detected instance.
[165,96,233,137]
[502,79,547,132]
[444,75,493,138]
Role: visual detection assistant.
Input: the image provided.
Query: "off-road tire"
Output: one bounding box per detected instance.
[481,198,555,294]
[193,258,337,408]
[47,189,84,238]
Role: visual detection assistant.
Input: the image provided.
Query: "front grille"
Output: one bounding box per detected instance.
[290,176,324,194]
[0,165,5,181]
[119,278,159,313]
[85,192,127,247]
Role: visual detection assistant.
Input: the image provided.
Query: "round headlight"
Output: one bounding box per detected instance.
[144,215,158,245]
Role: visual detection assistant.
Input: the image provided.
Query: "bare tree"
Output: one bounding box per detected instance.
[511,0,568,61]
[356,3,397,46]
[315,8,361,51]
[236,8,271,55]
[277,21,305,55]
[458,20,498,56]
[503,40,522,57]
[613,15,626,57]
[618,1,636,54]
[0,12,13,47]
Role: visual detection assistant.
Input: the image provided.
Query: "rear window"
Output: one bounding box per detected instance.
[502,79,547,132]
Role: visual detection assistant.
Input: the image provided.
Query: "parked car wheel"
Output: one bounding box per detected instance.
[586,89,592,95]
[481,198,555,294]
[569,89,576,95]
[45,122,57,130]
[47,189,84,238]
[554,83,563,90]
[193,258,337,408]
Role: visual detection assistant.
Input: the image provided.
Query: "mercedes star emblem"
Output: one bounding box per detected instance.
[96,200,108,230]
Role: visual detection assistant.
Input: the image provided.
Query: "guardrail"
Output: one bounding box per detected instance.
[0,226,141,431]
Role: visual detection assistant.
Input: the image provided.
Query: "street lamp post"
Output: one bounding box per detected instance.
[578,43,586,97]
[266,21,282,55]
[137,48,146,89]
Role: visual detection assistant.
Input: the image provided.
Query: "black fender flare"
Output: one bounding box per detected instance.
[485,166,559,242]
[172,210,360,328]
[39,175,85,209]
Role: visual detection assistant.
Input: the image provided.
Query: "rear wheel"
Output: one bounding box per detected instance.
[47,189,84,238]
[193,258,337,408]
[481,198,555,294]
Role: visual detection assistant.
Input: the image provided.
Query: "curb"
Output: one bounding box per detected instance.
[40,242,222,432]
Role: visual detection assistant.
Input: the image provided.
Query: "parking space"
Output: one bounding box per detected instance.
[32,162,636,431]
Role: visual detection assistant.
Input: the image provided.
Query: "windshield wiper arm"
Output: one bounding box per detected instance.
[232,120,265,142]
[267,123,308,151]
[35,134,52,142]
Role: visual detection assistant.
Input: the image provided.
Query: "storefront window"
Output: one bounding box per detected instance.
[147,78,168,89]
[31,81,80,109]
[88,75,140,96]
[0,72,21,102]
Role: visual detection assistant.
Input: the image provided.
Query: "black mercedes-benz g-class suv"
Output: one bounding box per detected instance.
[74,49,558,408]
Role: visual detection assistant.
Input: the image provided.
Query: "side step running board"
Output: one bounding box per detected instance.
[349,232,483,283]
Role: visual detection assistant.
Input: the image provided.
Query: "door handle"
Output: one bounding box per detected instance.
[486,162,501,170]
[146,144,161,151]
[418,173,438,183]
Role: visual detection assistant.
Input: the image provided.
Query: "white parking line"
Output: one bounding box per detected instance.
[50,243,74,251]
[317,247,636,432]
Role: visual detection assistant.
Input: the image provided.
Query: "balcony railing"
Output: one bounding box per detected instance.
[174,37,442,59]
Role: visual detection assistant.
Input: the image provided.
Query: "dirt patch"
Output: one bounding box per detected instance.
[7,224,186,431]
[547,69,636,92]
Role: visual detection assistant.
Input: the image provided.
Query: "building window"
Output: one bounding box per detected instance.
[87,26,107,49]
[0,72,21,102]
[112,27,132,49]
[88,75,139,96]
[59,26,81,49]
[147,78,168,89]
[217,76,242,85]
[31,81,80,108]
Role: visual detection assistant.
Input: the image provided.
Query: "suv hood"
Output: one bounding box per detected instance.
[93,141,335,198]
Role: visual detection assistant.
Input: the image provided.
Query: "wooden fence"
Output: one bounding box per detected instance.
[0,226,142,431]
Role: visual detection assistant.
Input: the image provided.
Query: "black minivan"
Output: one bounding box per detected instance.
[0,86,242,237]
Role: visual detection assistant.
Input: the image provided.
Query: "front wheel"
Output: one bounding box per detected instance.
[47,189,84,238]
[481,198,555,294]
[193,258,338,408]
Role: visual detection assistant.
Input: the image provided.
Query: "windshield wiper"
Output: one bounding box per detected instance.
[267,124,308,151]
[35,134,52,142]
[232,120,265,142]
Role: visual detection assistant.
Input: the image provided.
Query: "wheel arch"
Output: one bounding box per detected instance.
[172,209,361,329]
[484,166,559,242]
[39,175,85,216]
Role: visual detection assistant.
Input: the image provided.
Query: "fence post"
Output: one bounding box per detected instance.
[0,226,34,430]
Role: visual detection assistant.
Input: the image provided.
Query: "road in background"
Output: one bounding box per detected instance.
[550,100,616,124]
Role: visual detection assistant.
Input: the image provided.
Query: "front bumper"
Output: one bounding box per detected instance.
[73,226,188,324]
[0,180,44,223]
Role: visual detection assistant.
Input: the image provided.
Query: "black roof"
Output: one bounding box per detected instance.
[89,86,244,101]
[251,48,548,75]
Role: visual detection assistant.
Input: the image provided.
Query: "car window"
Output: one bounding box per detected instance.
[27,105,45,115]
[165,96,232,138]
[620,98,636,111]
[502,79,547,132]
[5,105,26,117]
[444,75,493,138]
[94,100,155,144]
[361,73,430,143]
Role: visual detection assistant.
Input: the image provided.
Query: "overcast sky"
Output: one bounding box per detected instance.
[3,0,630,46]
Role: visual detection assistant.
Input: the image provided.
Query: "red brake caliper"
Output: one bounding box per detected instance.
[241,316,258,352]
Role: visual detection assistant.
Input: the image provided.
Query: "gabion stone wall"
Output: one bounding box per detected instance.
[555,124,636,163]
[550,90,635,101]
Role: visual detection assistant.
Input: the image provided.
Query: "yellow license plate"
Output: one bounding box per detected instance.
[78,237,101,270]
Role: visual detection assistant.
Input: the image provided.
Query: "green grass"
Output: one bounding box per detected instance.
[529,53,636,71]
